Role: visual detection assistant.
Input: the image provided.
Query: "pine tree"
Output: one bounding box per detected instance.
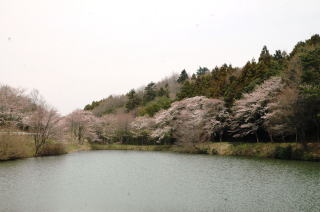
[196,67,209,76]
[177,81,193,100]
[258,46,271,63]
[177,70,189,83]
[143,82,157,104]
[125,89,141,111]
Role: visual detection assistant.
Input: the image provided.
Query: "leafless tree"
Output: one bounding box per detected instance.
[22,90,61,156]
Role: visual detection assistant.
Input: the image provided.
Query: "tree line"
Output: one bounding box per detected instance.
[1,34,319,152]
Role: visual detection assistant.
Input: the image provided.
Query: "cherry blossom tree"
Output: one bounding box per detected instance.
[229,77,284,142]
[0,85,31,129]
[64,109,98,144]
[97,113,134,143]
[262,87,299,142]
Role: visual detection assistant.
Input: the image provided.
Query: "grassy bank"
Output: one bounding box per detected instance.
[90,143,172,151]
[1,134,319,162]
[0,134,83,161]
[91,142,320,161]
[0,134,34,160]
[196,142,320,161]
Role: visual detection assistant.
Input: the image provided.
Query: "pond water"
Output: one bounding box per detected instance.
[0,151,319,212]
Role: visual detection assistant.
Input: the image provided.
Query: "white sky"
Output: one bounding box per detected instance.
[1,0,319,114]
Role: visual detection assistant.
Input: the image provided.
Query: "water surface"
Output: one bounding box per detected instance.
[0,151,319,212]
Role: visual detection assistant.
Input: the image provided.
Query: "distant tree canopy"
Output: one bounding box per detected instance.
[176,45,289,106]
[157,85,169,98]
[196,67,210,76]
[258,45,272,63]
[125,89,141,111]
[3,35,320,148]
[138,96,172,117]
[177,70,189,83]
[84,100,102,111]
[143,82,157,104]
[80,34,320,143]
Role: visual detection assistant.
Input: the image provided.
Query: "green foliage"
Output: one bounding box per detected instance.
[157,86,169,97]
[143,82,157,104]
[84,100,101,110]
[273,146,303,160]
[176,45,288,105]
[83,34,320,144]
[274,146,293,159]
[177,70,189,83]
[126,84,171,112]
[258,45,271,63]
[289,35,320,141]
[138,97,172,116]
[125,89,141,111]
[300,47,320,85]
[90,95,128,116]
[177,80,194,100]
[84,95,128,115]
[196,66,209,76]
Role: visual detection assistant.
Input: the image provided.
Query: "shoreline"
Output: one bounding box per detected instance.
[1,142,320,162]
[89,142,320,162]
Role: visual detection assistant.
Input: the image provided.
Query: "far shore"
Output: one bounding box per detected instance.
[89,142,320,161]
[2,140,319,162]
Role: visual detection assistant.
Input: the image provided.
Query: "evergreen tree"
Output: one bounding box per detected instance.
[274,50,283,60]
[177,81,193,100]
[157,87,169,97]
[177,70,189,83]
[125,89,141,111]
[258,46,271,63]
[196,67,210,76]
[143,82,157,104]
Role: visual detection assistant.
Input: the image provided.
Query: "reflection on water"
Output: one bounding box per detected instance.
[0,151,319,212]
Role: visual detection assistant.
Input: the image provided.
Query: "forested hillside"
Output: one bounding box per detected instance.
[1,35,319,155]
[82,34,320,144]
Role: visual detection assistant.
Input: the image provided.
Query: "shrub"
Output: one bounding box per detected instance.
[273,145,305,160]
[138,97,172,117]
[274,146,293,159]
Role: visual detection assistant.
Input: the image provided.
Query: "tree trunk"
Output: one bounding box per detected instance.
[255,132,259,143]
[268,131,273,143]
[315,121,320,142]
[35,145,40,156]
[301,129,306,143]
[34,138,45,157]
[34,136,40,156]
[301,129,307,149]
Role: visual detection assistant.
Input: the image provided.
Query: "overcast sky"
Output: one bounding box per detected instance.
[1,0,319,114]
